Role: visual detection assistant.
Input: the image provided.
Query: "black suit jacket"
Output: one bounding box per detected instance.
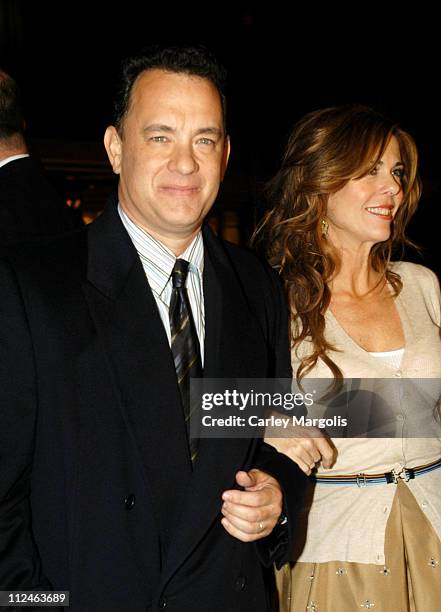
[0,156,82,245]
[0,198,306,611]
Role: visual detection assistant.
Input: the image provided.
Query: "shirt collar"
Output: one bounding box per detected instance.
[0,153,30,169]
[118,203,204,298]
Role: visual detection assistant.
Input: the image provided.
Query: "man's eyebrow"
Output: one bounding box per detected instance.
[194,127,223,137]
[143,124,175,133]
[143,125,223,136]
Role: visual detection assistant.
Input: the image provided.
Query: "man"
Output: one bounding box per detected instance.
[0,69,82,244]
[0,46,305,611]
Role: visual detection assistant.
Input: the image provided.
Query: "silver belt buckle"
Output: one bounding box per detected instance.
[391,466,410,483]
[356,473,367,488]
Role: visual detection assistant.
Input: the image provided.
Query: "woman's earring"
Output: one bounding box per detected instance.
[321,218,329,237]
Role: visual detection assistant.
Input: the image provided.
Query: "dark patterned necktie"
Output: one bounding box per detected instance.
[169,259,202,464]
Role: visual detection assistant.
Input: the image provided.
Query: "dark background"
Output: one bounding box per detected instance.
[1,2,439,274]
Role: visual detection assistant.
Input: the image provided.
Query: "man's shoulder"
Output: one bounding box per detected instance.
[222,238,265,266]
[0,157,68,220]
[0,155,34,181]
[1,226,87,279]
[205,232,285,322]
[0,157,27,198]
[207,229,277,284]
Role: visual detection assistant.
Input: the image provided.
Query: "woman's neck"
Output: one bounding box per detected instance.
[328,245,385,299]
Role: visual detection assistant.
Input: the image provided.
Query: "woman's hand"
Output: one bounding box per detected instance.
[266,426,337,475]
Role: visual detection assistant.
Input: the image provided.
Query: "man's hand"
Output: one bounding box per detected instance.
[221,469,283,542]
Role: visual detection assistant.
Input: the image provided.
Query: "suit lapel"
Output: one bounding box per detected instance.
[83,200,192,546]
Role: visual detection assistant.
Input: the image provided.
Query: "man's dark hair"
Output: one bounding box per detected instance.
[0,70,25,140]
[113,45,227,133]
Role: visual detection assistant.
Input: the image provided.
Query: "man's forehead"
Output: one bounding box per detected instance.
[133,69,215,98]
[128,69,223,123]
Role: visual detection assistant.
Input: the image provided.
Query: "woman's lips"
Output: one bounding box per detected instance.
[365,205,394,220]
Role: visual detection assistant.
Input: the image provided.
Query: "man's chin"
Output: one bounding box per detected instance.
[160,209,209,232]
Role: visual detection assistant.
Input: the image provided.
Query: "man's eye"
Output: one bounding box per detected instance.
[197,138,215,145]
[150,136,168,142]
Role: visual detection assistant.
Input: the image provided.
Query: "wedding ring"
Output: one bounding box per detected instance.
[259,521,264,532]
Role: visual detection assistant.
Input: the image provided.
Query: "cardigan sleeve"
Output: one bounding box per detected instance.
[409,262,441,328]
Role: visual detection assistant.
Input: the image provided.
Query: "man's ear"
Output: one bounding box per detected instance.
[104,125,122,175]
[220,135,231,181]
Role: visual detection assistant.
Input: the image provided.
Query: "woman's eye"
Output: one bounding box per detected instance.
[392,167,405,178]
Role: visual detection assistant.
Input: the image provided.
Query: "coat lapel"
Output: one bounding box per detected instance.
[83,199,192,547]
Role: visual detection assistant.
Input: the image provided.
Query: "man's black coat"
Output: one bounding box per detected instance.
[0,199,305,611]
[0,156,82,245]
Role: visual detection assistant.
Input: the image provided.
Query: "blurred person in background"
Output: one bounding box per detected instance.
[0,68,82,244]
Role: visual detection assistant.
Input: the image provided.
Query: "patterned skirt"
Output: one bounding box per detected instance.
[275,481,441,611]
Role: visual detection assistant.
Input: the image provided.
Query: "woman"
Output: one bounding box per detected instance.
[257,106,441,611]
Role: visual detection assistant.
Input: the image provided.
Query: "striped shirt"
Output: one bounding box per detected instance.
[118,204,205,365]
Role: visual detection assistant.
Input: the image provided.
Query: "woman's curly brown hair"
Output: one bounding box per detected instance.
[253,105,421,384]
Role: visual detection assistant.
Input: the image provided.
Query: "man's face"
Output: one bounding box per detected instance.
[104,69,230,248]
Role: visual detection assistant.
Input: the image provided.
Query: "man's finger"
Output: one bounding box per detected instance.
[221,517,270,542]
[221,508,271,535]
[222,499,277,523]
[222,487,275,507]
[235,470,256,489]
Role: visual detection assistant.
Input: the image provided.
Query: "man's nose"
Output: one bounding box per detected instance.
[167,143,199,174]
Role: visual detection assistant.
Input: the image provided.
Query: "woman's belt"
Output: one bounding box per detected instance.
[312,457,441,487]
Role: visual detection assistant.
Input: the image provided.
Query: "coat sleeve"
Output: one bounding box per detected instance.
[0,257,52,589]
[252,439,308,568]
[260,261,292,379]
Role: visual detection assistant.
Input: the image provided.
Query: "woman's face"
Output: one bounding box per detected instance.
[326,136,404,250]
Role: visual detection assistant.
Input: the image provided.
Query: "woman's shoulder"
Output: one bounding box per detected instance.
[392,261,441,324]
[390,260,440,290]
